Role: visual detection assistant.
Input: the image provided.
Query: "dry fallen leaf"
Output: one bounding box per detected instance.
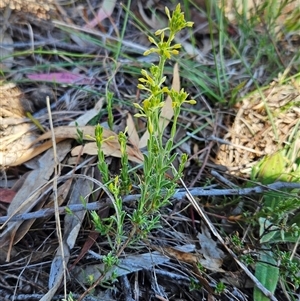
[0,189,16,204]
[69,98,104,127]
[0,83,39,168]
[41,241,69,301]
[72,141,144,164]
[0,141,72,260]
[153,245,199,264]
[27,72,96,85]
[151,243,215,294]
[126,113,140,147]
[72,252,170,283]
[197,224,225,272]
[34,125,145,164]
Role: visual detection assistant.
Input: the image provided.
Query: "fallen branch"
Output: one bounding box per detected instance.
[1,181,299,224]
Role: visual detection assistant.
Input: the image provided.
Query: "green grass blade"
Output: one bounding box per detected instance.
[254,251,279,301]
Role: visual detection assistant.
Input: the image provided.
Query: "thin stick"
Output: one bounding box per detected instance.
[47,96,67,299]
[1,181,299,224]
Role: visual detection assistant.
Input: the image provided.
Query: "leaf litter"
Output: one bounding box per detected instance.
[0,0,299,300]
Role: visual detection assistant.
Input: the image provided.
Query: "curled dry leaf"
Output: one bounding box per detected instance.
[33,125,112,143]
[34,125,144,164]
[72,141,144,164]
[69,98,104,127]
[0,83,39,168]
[151,243,215,294]
[152,244,199,264]
[0,141,71,261]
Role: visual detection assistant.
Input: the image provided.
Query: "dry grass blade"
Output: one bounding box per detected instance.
[45,170,95,301]
[46,96,68,300]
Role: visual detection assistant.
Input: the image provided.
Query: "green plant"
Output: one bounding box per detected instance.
[196,262,206,273]
[276,250,300,290]
[215,281,226,294]
[231,233,244,249]
[251,130,300,301]
[106,91,114,130]
[75,122,84,144]
[62,292,76,301]
[241,253,255,265]
[189,277,202,291]
[89,1,195,285]
[132,4,195,231]
[95,124,111,184]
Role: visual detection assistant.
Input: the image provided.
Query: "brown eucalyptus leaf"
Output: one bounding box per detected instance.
[0,140,71,259]
[68,98,104,127]
[33,125,117,143]
[0,189,16,204]
[71,142,144,164]
[126,113,139,147]
[197,224,225,272]
[64,169,94,250]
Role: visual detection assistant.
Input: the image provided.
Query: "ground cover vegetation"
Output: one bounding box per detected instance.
[0,0,299,301]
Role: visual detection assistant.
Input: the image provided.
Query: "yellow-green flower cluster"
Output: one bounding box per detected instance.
[135,4,195,135]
